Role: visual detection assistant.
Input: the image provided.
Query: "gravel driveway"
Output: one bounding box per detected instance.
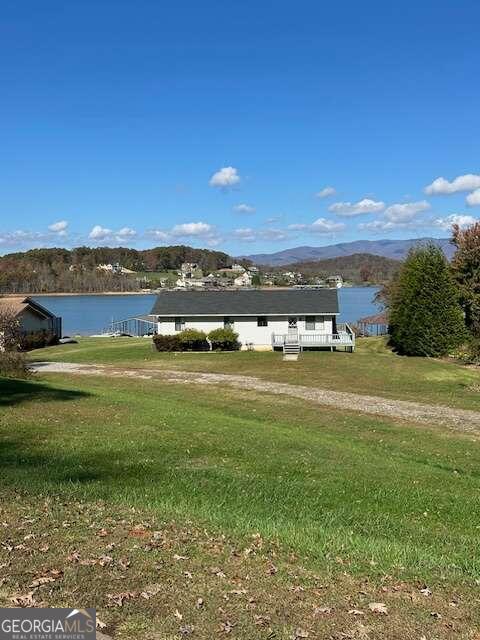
[31,361,480,433]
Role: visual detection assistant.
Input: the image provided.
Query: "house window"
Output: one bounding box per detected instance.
[224,316,234,328]
[305,316,316,330]
[257,316,268,327]
[175,317,185,331]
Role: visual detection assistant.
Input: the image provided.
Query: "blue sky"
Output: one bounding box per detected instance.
[1,0,479,256]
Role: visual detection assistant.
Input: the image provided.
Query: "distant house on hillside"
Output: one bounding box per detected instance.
[326,274,343,288]
[234,271,253,287]
[97,263,135,275]
[143,289,355,352]
[0,297,62,345]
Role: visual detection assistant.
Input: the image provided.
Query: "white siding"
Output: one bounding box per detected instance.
[157,314,334,349]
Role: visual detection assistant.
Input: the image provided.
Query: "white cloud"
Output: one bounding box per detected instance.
[209,166,241,189]
[433,214,478,231]
[147,229,170,241]
[425,173,480,195]
[233,227,256,242]
[116,227,137,239]
[146,221,220,246]
[232,227,291,243]
[88,225,112,240]
[288,218,345,234]
[357,201,431,232]
[328,198,385,216]
[315,186,336,199]
[88,225,137,242]
[48,220,68,235]
[233,203,255,214]
[466,188,480,207]
[171,222,215,237]
[383,200,431,223]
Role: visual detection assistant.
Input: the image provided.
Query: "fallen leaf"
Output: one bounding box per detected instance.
[314,606,332,615]
[9,592,39,607]
[140,584,162,600]
[368,602,388,615]
[107,591,136,607]
[291,629,309,639]
[348,609,365,616]
[179,625,194,635]
[174,609,183,620]
[174,554,189,561]
[420,586,432,597]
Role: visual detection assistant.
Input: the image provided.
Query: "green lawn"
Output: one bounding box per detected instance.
[30,336,480,410]
[2,367,480,637]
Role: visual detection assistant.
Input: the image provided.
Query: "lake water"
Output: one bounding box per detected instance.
[34,287,380,336]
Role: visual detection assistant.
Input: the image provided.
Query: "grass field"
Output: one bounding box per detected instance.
[2,359,480,637]
[30,336,480,410]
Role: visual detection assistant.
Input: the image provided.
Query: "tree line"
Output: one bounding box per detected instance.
[0,245,237,293]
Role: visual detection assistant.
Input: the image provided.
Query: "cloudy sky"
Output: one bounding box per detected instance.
[1,1,479,255]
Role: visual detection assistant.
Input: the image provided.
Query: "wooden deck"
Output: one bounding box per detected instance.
[272,323,355,352]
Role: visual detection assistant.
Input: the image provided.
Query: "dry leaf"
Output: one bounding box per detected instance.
[368,602,388,615]
[107,591,136,607]
[314,606,332,615]
[174,609,183,620]
[348,609,365,616]
[140,584,162,600]
[291,629,309,639]
[420,586,432,596]
[9,592,39,607]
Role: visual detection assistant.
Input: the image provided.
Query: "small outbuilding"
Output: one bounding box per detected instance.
[0,296,62,338]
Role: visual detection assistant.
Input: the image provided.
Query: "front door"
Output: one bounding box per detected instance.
[288,317,298,338]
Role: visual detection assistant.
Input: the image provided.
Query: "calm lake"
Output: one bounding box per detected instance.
[34,287,380,336]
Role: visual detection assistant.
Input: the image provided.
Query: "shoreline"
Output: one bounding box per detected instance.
[4,284,379,298]
[3,291,156,297]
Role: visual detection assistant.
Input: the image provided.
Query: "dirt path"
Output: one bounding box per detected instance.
[31,361,480,433]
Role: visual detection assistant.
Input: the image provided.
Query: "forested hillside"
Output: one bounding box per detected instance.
[0,245,235,293]
[273,253,401,284]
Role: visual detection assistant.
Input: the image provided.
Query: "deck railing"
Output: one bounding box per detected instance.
[271,322,355,350]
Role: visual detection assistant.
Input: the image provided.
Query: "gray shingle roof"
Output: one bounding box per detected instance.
[150,289,339,316]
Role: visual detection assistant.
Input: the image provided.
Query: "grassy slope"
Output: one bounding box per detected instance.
[2,373,480,585]
[30,336,480,410]
[3,368,480,637]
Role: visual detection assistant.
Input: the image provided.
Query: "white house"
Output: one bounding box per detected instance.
[144,289,354,352]
[233,271,253,287]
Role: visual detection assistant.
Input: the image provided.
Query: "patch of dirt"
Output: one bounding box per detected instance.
[31,362,480,433]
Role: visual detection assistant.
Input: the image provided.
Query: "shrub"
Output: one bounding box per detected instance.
[0,351,31,378]
[152,334,181,352]
[20,331,59,351]
[208,327,240,351]
[177,329,208,351]
[388,244,467,357]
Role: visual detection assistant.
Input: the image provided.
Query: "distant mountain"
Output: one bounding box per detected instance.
[243,237,454,266]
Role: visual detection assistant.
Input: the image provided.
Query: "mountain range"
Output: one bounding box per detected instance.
[243,237,454,266]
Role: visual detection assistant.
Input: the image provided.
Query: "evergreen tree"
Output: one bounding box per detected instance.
[451,222,480,337]
[389,244,466,356]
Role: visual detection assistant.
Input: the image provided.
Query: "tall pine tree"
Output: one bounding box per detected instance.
[389,244,466,356]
